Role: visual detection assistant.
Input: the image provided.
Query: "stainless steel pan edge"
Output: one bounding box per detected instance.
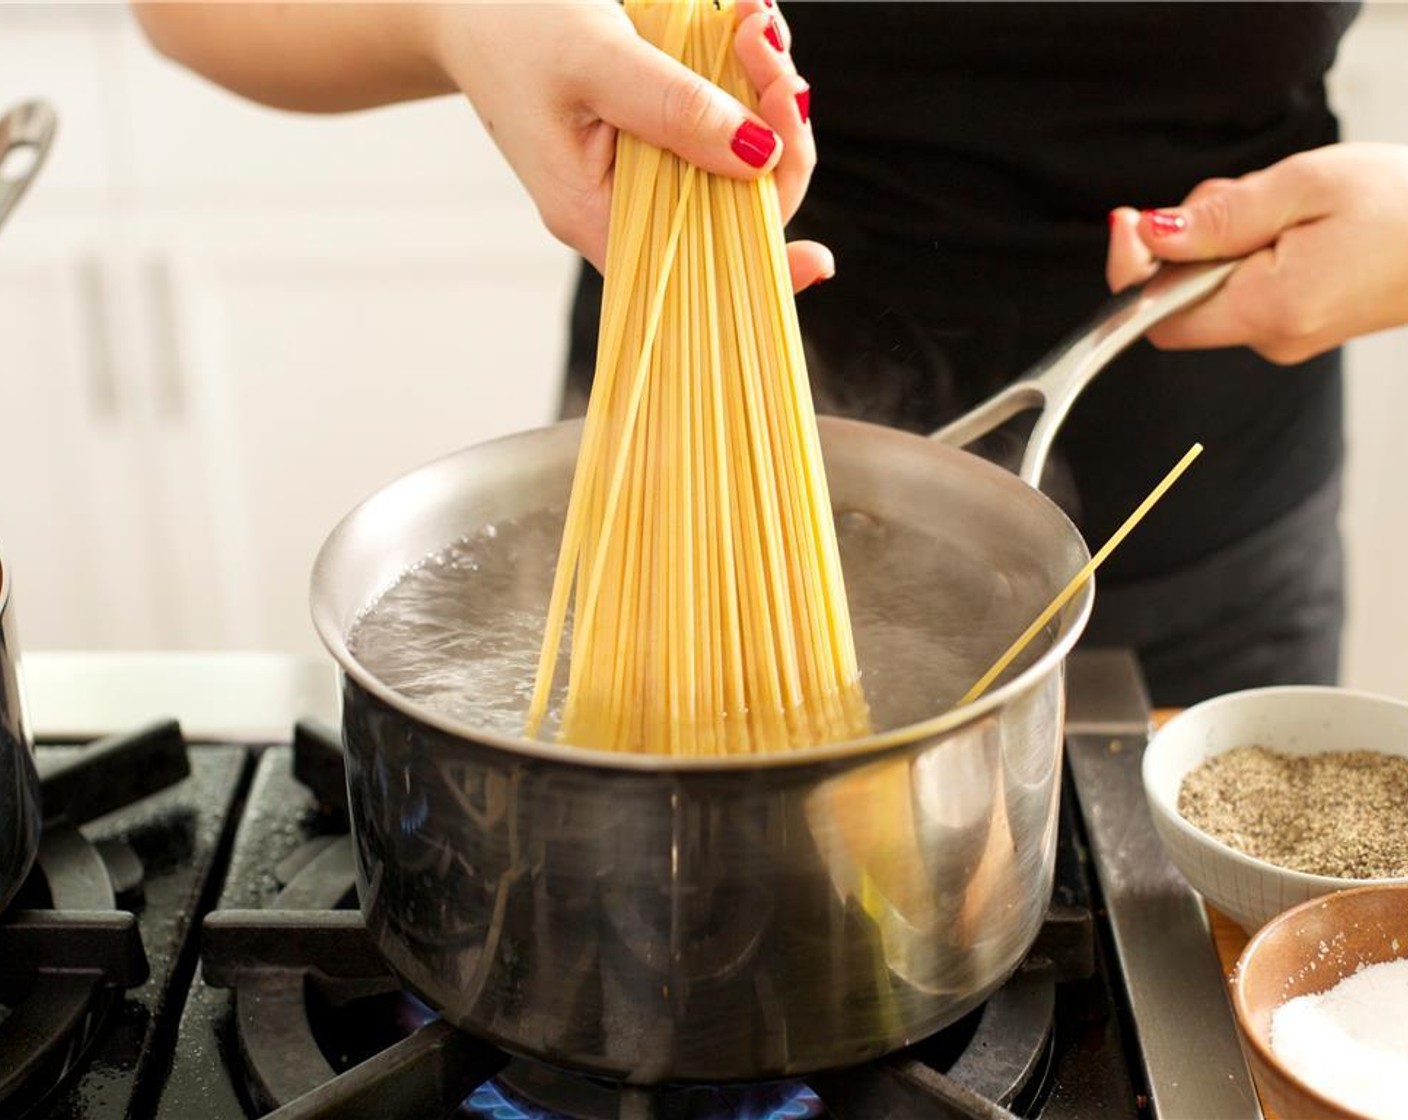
[313,417,1090,772]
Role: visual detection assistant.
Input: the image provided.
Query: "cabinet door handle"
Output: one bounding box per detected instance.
[77,257,120,421]
[146,258,183,420]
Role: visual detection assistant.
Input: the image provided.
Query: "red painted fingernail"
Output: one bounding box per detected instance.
[763,0,775,8]
[731,120,777,168]
[795,85,810,124]
[1142,209,1187,237]
[763,17,784,52]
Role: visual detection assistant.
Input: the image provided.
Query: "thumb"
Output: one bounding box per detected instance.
[589,34,782,178]
[1136,158,1335,261]
[787,239,835,293]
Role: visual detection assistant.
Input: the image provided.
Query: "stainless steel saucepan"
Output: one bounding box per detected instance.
[311,258,1235,1084]
[0,100,56,915]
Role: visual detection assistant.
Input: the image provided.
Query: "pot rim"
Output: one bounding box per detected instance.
[314,419,1094,772]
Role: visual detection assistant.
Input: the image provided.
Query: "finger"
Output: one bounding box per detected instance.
[735,0,792,53]
[756,71,814,221]
[589,32,782,178]
[1143,248,1278,350]
[735,8,795,94]
[1136,154,1337,262]
[733,5,809,220]
[1105,206,1158,293]
[788,239,834,293]
[1181,177,1237,208]
[571,123,617,273]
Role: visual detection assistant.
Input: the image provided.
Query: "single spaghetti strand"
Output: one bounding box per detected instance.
[960,443,1205,706]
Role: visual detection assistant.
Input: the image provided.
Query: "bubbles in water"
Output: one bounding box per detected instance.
[349,506,1058,746]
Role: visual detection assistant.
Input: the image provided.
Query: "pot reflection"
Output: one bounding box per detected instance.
[341,668,1062,1084]
[804,700,1056,998]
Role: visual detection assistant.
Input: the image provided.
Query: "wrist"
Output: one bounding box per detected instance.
[413,2,480,96]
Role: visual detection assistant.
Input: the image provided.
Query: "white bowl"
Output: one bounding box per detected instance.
[1142,686,1408,933]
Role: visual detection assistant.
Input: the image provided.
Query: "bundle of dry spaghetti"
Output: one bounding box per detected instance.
[524,0,868,756]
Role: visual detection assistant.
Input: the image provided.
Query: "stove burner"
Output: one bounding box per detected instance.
[466,1076,824,1120]
[470,1070,822,1120]
[0,721,191,1117]
[202,902,1087,1120]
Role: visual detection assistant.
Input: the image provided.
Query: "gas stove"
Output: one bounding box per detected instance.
[0,722,243,1119]
[3,650,1265,1119]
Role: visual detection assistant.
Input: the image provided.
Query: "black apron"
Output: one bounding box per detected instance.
[560,2,1358,706]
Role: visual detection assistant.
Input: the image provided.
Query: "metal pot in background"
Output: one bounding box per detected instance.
[0,102,55,231]
[0,100,57,914]
[0,556,41,913]
[311,259,1235,1084]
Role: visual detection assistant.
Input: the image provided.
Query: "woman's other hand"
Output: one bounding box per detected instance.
[426,1,830,289]
[1105,143,1408,363]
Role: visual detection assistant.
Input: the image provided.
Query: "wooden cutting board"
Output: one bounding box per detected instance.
[1154,709,1279,1119]
[1209,907,1279,1119]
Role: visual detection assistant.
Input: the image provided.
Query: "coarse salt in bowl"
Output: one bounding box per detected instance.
[1142,686,1408,933]
[1231,882,1408,1120]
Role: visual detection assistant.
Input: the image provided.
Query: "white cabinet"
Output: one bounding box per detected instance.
[157,220,573,652]
[0,241,162,648]
[0,4,575,653]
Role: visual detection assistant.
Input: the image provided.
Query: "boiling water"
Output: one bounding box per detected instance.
[348,508,1061,746]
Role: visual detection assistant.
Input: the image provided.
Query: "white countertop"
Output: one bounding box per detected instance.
[22,652,342,742]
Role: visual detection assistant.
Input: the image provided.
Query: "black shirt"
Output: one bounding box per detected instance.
[566,1,1360,585]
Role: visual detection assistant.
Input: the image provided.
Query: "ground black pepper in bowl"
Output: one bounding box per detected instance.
[1177,747,1408,879]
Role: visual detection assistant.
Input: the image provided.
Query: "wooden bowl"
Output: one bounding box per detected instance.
[1230,883,1408,1119]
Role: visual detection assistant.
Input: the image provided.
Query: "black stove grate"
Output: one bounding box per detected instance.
[199,900,1091,1120]
[5,721,248,1120]
[0,864,148,1114]
[0,721,193,1117]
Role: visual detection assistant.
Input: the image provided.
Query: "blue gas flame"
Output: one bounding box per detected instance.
[465,1080,823,1120]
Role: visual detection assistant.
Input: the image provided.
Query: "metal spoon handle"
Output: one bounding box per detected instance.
[0,101,57,235]
[930,259,1238,487]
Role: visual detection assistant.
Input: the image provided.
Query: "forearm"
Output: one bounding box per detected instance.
[133,0,815,278]
[133,2,454,113]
